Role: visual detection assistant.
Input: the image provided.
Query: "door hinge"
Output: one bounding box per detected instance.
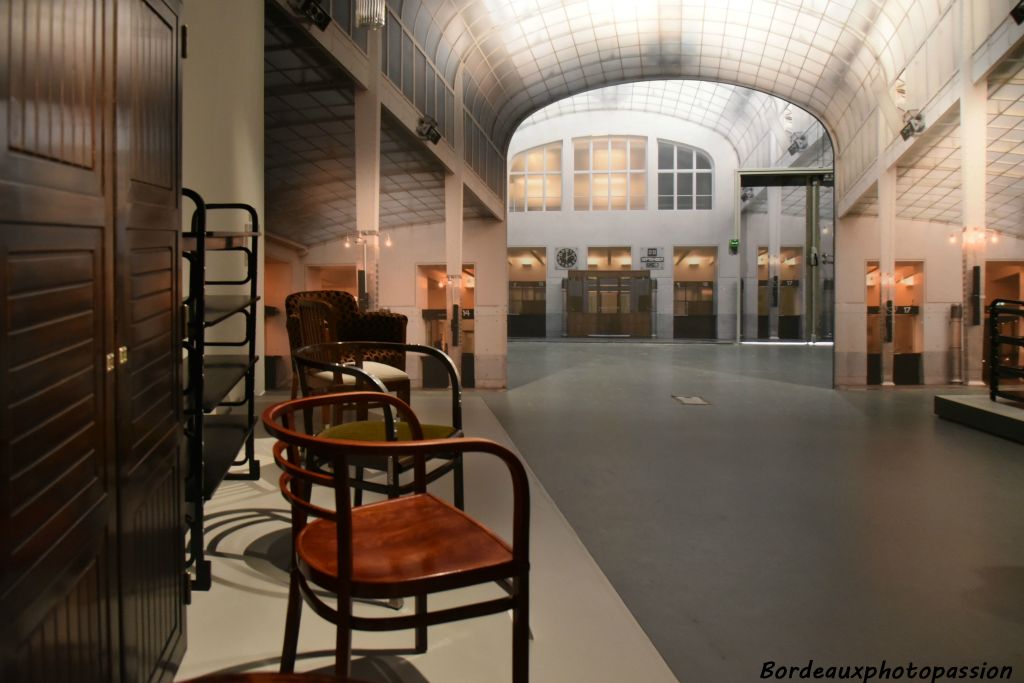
[181,24,189,59]
[118,346,129,366]
[105,352,116,373]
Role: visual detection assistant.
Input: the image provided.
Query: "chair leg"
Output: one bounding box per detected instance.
[414,594,428,653]
[281,571,303,673]
[354,466,364,507]
[335,598,353,677]
[453,455,465,510]
[512,575,530,683]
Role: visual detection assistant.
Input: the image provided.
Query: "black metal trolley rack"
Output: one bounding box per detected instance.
[989,298,1024,404]
[182,188,261,591]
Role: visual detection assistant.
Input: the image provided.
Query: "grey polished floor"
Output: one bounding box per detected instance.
[483,341,1024,682]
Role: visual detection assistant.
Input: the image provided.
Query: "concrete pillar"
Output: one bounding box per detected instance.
[767,185,781,339]
[877,158,897,386]
[444,65,466,374]
[960,0,987,385]
[444,173,464,373]
[354,29,383,309]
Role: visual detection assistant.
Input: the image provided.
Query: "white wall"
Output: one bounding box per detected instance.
[182,0,265,392]
[834,215,1024,385]
[509,110,739,339]
[299,216,509,388]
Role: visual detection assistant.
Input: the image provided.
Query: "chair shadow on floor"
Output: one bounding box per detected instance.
[197,653,431,683]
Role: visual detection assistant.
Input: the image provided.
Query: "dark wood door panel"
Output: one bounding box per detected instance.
[3,542,117,682]
[114,0,185,679]
[118,232,179,479]
[119,0,180,209]
[0,223,116,680]
[0,0,105,197]
[119,456,184,683]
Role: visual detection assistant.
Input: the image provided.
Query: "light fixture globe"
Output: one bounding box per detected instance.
[356,0,385,29]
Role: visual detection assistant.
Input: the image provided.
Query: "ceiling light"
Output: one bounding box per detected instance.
[296,0,331,31]
[356,0,386,29]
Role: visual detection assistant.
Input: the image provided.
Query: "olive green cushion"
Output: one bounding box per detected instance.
[319,421,455,442]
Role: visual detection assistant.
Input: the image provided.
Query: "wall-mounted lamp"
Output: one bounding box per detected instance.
[383,232,392,247]
[740,187,755,201]
[295,0,332,31]
[416,116,442,145]
[355,0,386,29]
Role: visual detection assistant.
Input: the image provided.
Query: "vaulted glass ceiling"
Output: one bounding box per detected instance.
[391,0,951,152]
[517,80,821,165]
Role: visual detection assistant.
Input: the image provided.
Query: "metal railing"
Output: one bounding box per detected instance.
[988,299,1024,403]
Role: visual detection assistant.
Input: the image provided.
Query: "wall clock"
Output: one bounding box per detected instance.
[556,247,578,269]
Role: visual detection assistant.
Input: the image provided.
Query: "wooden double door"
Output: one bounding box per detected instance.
[1,0,186,680]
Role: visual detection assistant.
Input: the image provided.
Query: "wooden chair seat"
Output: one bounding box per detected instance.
[262,391,529,681]
[297,493,513,598]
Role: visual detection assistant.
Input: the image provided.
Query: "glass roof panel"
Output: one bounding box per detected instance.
[517,80,824,166]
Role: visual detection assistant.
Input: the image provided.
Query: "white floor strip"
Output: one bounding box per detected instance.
[177,394,677,683]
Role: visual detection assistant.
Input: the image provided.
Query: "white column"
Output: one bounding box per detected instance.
[444,66,466,374]
[960,0,987,385]
[354,29,383,309]
[445,173,464,374]
[877,144,897,385]
[767,185,781,339]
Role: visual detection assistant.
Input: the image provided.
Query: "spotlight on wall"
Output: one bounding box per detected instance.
[1012,0,1024,25]
[296,0,332,31]
[900,112,925,140]
[416,116,442,145]
[384,232,392,247]
[787,133,807,156]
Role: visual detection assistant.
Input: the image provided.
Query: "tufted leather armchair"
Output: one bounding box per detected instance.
[284,290,408,397]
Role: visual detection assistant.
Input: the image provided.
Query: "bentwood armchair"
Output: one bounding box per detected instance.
[262,392,530,681]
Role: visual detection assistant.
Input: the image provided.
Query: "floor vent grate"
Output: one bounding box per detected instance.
[673,395,709,406]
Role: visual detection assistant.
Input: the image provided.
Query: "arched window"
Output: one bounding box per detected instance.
[508,141,562,212]
[657,141,713,210]
[572,136,646,210]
